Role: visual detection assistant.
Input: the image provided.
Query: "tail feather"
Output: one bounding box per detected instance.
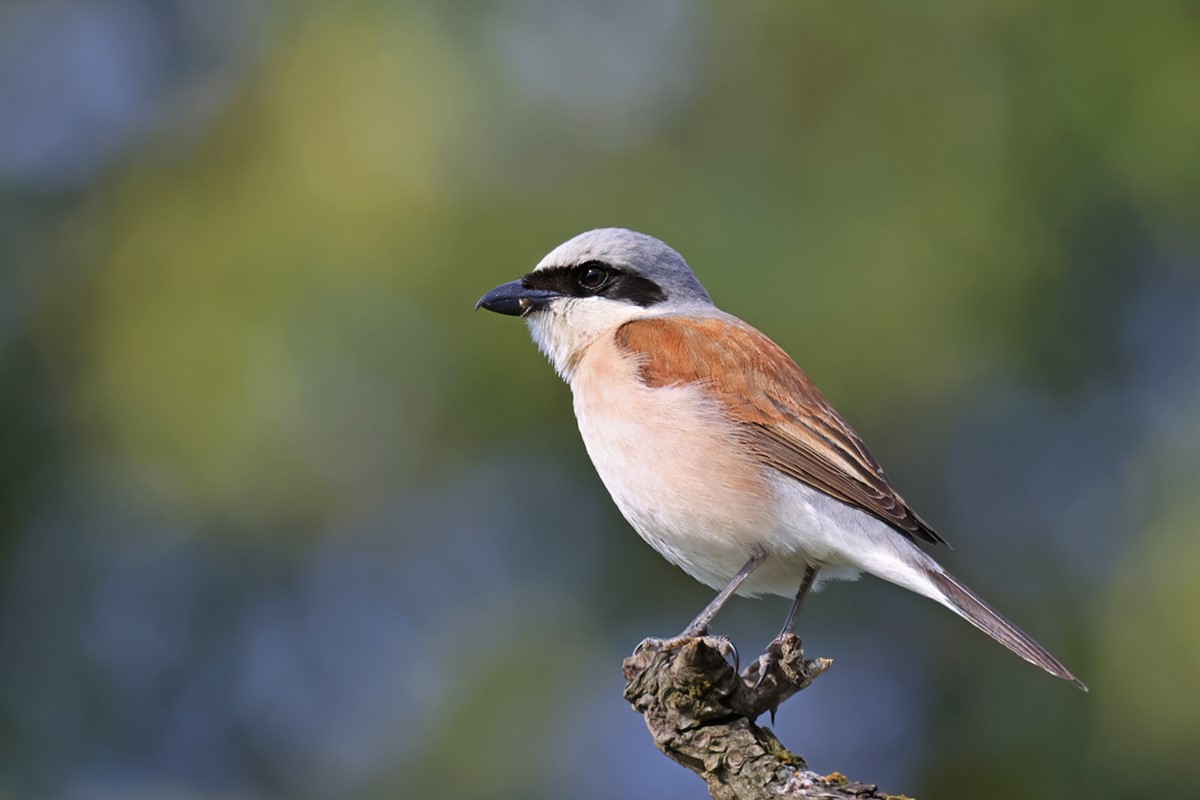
[928,569,1088,692]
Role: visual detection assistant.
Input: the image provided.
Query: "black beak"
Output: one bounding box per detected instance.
[475,279,559,317]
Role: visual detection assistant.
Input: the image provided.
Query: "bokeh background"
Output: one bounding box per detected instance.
[1,1,1198,798]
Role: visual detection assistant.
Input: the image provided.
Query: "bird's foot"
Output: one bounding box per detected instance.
[741,633,806,722]
[635,634,740,673]
[743,633,803,687]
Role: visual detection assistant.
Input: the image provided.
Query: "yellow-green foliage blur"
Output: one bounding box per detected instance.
[1,2,1197,798]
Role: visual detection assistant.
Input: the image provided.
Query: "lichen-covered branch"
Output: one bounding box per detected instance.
[622,635,910,800]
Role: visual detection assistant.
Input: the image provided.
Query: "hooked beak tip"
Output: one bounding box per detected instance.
[477,279,556,317]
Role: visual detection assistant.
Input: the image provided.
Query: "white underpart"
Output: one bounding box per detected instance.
[766,474,947,602]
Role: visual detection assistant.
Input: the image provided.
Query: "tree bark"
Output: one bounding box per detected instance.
[622,635,911,800]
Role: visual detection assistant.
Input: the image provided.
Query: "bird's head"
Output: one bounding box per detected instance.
[476,228,713,379]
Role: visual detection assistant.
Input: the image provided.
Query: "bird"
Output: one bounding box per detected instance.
[476,227,1085,691]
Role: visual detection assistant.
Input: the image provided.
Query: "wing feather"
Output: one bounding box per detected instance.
[614,315,945,546]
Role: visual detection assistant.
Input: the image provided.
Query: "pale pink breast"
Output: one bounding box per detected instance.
[569,334,781,588]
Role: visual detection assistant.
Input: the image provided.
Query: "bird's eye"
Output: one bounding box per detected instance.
[577,265,610,291]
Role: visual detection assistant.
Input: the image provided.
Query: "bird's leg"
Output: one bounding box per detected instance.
[636,549,768,671]
[681,550,768,637]
[777,564,819,639]
[746,565,819,692]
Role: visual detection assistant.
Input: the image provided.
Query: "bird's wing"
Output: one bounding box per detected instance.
[614,315,945,546]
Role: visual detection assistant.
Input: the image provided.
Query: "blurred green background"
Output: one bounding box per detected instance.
[1,1,1198,798]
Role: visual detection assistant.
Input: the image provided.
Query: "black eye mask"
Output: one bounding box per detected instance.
[521,261,667,307]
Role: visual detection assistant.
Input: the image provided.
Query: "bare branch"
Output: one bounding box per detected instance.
[622,635,911,800]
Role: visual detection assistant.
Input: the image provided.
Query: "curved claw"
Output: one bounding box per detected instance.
[746,636,788,689]
[700,635,739,673]
[633,637,663,656]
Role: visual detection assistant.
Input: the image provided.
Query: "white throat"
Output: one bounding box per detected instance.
[524,297,651,382]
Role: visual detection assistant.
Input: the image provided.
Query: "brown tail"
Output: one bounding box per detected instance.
[928,569,1088,691]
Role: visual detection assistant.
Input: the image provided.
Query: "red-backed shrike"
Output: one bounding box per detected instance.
[477,228,1085,690]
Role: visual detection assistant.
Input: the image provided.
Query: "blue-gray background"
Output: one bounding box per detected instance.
[1,1,1198,798]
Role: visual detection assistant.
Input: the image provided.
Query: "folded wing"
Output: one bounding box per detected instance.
[614,315,945,546]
